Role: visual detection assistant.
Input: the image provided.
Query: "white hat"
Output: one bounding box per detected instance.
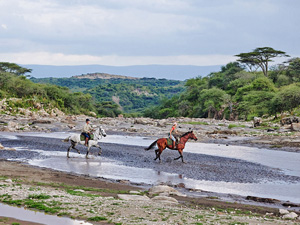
[173,122,177,126]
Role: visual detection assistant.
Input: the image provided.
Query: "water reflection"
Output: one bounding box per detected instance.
[0,203,92,225]
[29,156,300,203]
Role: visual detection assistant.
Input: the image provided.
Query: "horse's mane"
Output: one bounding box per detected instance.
[180,131,193,137]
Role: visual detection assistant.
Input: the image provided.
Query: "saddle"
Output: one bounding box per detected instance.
[167,138,173,146]
[80,133,94,141]
[167,137,178,148]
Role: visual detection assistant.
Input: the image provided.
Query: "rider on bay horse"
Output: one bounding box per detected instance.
[82,118,93,146]
[169,122,179,149]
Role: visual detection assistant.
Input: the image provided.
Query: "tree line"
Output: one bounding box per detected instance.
[144,47,300,120]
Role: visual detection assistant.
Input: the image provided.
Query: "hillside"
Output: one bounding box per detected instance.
[73,73,138,80]
[31,74,185,114]
[0,63,98,116]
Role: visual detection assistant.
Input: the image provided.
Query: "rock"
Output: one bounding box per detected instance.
[134,118,154,125]
[279,209,289,215]
[129,191,141,194]
[73,189,85,193]
[118,180,131,184]
[127,127,138,132]
[282,202,300,207]
[8,121,18,130]
[291,123,300,131]
[282,212,298,219]
[253,117,262,127]
[89,111,97,117]
[117,194,150,201]
[151,196,178,204]
[32,120,52,124]
[4,179,13,183]
[148,185,186,197]
[280,116,300,126]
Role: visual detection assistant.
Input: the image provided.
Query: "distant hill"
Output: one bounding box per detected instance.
[73,72,138,80]
[23,64,222,80]
[31,74,185,114]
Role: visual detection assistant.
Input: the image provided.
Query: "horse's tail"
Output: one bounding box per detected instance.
[62,136,71,142]
[144,140,158,151]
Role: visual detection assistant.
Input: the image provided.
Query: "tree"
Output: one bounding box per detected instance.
[0,62,32,76]
[235,47,289,77]
[286,57,300,81]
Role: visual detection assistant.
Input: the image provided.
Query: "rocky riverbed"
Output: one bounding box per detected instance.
[0,114,300,224]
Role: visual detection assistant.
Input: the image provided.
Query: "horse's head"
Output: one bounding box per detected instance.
[99,126,107,137]
[189,131,198,141]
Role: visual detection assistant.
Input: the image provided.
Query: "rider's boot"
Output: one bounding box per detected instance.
[172,141,175,149]
[85,138,88,146]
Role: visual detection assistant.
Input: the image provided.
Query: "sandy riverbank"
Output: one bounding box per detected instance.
[0,160,299,225]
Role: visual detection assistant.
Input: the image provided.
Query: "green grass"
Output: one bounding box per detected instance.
[28,194,51,200]
[88,216,108,221]
[228,124,246,129]
[66,189,101,198]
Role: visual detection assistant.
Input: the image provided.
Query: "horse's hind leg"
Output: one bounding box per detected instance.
[154,149,162,163]
[67,142,80,158]
[72,141,80,154]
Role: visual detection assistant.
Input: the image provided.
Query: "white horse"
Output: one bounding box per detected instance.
[63,126,106,158]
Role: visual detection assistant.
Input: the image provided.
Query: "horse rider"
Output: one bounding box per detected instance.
[82,118,93,146]
[169,122,179,148]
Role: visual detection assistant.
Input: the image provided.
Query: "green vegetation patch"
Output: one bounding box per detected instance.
[228,124,246,129]
[88,216,108,221]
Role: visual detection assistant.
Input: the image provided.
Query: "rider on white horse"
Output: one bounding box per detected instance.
[82,118,93,146]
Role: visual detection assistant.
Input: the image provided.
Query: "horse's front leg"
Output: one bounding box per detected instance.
[174,149,185,163]
[98,145,102,156]
[86,146,90,159]
[67,145,72,158]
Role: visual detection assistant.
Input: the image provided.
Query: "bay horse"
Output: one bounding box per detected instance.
[145,131,198,163]
[63,126,106,158]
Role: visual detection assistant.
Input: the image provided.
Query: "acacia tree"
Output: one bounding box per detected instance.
[235,47,289,77]
[0,62,32,76]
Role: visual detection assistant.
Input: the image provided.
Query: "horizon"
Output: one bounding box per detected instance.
[24,64,223,81]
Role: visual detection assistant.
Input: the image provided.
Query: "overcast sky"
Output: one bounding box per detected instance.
[0,0,299,66]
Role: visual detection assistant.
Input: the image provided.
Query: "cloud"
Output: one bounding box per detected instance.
[1,24,7,29]
[0,0,299,66]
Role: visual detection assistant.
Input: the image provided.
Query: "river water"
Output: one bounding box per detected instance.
[1,132,300,203]
[0,203,92,225]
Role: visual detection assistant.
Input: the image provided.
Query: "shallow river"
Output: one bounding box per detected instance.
[1,132,300,203]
